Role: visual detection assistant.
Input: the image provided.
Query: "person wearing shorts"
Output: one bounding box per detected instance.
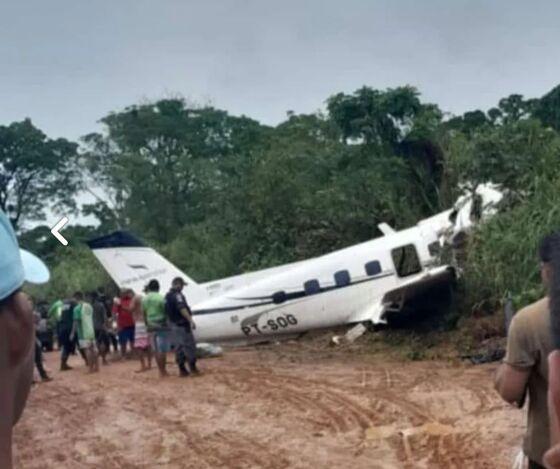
[143,279,170,377]
[113,289,135,358]
[131,293,151,372]
[71,292,99,373]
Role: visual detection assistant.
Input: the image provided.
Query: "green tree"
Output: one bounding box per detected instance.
[0,119,79,229]
[533,84,560,131]
[327,86,444,215]
[484,94,537,126]
[26,245,112,302]
[326,85,426,148]
[443,118,559,195]
[82,99,268,243]
[444,110,491,135]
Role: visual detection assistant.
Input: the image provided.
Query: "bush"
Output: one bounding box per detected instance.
[26,245,112,302]
[462,176,560,313]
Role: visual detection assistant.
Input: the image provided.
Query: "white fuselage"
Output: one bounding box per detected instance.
[88,183,503,345]
[191,223,441,343]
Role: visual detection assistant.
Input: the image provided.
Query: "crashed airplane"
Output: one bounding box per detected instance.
[86,184,503,345]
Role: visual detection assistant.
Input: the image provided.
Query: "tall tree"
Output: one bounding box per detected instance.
[82,99,268,243]
[0,119,78,229]
[533,84,560,131]
[327,86,444,214]
[326,86,428,148]
[486,94,537,126]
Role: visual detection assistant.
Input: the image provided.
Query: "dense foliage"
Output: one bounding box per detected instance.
[5,84,560,315]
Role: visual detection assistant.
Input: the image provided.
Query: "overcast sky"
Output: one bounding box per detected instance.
[1,0,560,141]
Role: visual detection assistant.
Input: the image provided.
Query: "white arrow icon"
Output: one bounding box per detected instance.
[51,216,69,246]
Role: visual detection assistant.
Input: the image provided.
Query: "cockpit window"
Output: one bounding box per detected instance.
[391,244,422,277]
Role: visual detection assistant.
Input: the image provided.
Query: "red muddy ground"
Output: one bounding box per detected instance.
[13,342,524,468]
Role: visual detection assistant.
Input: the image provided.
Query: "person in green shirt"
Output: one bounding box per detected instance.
[47,299,63,331]
[70,291,99,373]
[142,279,169,377]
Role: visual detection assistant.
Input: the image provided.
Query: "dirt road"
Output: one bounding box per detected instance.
[14,343,524,468]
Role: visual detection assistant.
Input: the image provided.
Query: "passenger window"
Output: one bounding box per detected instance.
[272,291,287,304]
[391,244,422,277]
[334,270,351,287]
[364,260,381,276]
[304,279,320,295]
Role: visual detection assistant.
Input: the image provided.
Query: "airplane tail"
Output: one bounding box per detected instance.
[86,231,208,304]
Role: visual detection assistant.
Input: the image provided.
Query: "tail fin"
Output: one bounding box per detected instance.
[87,231,208,304]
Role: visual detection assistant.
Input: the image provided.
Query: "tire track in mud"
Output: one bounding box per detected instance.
[14,349,523,469]
[14,382,108,468]
[97,373,293,469]
[215,366,431,430]
[211,362,506,468]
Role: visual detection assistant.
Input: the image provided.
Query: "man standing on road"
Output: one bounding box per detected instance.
[71,292,99,373]
[495,233,558,469]
[32,301,51,382]
[165,277,199,377]
[47,299,63,340]
[57,297,79,371]
[143,280,170,377]
[98,288,119,353]
[91,291,110,365]
[0,209,49,469]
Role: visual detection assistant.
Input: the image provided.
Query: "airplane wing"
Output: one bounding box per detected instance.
[347,266,455,325]
[380,266,454,307]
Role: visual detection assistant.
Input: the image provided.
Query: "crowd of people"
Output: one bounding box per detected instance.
[37,277,200,379]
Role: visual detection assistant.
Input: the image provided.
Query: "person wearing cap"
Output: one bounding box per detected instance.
[0,210,49,469]
[165,277,199,377]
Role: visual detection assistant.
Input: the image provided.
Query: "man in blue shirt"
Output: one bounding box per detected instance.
[0,210,49,468]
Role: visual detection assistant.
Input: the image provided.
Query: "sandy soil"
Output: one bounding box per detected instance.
[13,343,525,469]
